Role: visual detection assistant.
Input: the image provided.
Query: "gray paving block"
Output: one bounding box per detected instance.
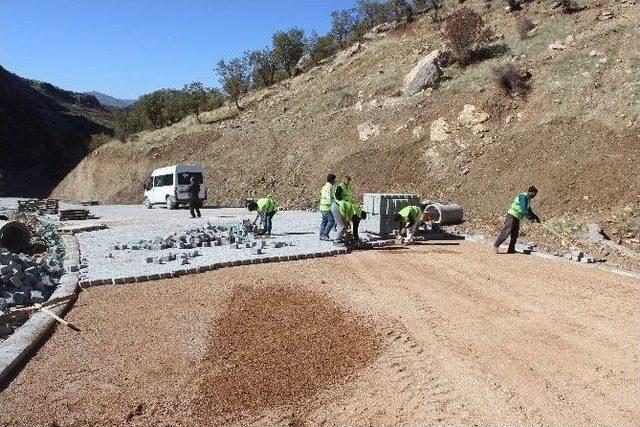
[241,259,252,266]
[124,276,136,284]
[160,273,172,279]
[135,275,149,283]
[186,268,198,274]
[114,277,125,285]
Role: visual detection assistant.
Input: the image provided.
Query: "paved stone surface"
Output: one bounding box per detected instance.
[59,205,346,283]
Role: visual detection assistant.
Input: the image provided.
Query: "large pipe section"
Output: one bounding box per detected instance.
[424,203,464,226]
[0,220,31,253]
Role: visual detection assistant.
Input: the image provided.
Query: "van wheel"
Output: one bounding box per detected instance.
[166,197,176,210]
[144,198,152,209]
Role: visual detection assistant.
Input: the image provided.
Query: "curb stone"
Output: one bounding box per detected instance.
[0,234,80,386]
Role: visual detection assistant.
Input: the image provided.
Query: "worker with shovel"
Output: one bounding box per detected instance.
[494,186,540,254]
[247,198,278,236]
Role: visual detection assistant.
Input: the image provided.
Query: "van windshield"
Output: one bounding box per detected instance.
[177,172,203,185]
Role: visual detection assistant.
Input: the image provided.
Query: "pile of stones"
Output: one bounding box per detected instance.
[554,250,596,263]
[110,222,293,258]
[0,249,65,336]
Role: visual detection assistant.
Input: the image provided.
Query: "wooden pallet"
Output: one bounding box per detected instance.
[59,209,91,221]
[17,198,59,214]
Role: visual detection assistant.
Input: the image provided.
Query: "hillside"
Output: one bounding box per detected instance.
[85,91,137,108]
[54,1,638,250]
[0,67,113,197]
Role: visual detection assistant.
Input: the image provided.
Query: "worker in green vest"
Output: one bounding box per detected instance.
[247,197,278,236]
[394,204,425,243]
[319,174,337,241]
[494,186,540,253]
[337,200,367,242]
[335,175,353,203]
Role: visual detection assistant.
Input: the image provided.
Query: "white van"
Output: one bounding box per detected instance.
[143,164,207,209]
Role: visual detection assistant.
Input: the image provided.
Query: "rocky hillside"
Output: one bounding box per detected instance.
[0,67,113,197]
[54,1,637,244]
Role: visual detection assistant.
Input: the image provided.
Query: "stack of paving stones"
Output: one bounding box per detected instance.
[17,199,59,215]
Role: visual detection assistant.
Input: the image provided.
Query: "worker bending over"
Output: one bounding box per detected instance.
[247,198,278,236]
[319,174,337,241]
[494,186,540,253]
[394,204,426,244]
[337,200,366,242]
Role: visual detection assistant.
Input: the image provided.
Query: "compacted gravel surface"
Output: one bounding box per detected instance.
[1,241,637,426]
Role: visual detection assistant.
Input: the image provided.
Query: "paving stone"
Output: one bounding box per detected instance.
[160,273,172,279]
[135,275,149,283]
[147,273,160,280]
[114,277,125,285]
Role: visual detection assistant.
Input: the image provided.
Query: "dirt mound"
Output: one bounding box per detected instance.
[195,285,381,424]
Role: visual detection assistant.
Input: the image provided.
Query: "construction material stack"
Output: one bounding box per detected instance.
[17,199,59,215]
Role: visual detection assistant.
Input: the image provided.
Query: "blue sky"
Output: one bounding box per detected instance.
[1,0,355,99]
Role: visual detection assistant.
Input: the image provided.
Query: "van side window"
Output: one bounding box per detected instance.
[153,175,163,187]
[162,174,173,186]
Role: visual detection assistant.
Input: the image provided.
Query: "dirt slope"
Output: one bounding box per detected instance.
[53,1,638,222]
[1,243,637,426]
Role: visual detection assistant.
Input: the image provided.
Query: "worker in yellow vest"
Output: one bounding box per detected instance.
[247,198,278,236]
[337,199,367,242]
[319,174,337,241]
[394,204,429,244]
[335,176,353,203]
[494,186,540,253]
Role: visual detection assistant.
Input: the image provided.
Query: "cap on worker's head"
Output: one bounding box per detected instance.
[528,186,538,194]
[393,213,402,221]
[420,203,428,211]
[360,211,367,220]
[327,173,337,183]
[247,201,258,211]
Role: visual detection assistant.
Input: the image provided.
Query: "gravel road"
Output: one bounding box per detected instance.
[1,241,636,426]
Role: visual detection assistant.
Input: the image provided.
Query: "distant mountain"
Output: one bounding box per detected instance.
[85,91,137,108]
[0,67,113,197]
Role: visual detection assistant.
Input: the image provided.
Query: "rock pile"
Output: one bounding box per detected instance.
[110,222,294,258]
[0,249,65,314]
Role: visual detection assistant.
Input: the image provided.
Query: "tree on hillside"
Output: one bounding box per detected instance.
[385,0,413,21]
[183,82,207,123]
[330,8,358,47]
[272,27,306,78]
[355,0,388,27]
[183,82,223,122]
[306,32,337,64]
[246,49,278,88]
[216,58,250,110]
[442,7,493,65]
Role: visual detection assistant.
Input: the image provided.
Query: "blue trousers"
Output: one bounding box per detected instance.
[261,212,275,234]
[319,210,335,238]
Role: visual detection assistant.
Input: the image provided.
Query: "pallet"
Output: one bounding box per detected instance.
[17,198,59,214]
[59,209,91,221]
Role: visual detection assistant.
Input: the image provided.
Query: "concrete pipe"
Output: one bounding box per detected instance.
[0,220,31,254]
[424,203,464,226]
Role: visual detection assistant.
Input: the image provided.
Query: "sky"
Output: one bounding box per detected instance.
[1,0,355,99]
